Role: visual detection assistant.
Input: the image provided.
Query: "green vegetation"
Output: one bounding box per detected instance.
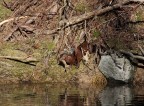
[75,2,89,13]
[136,12,143,21]
[93,30,100,38]
[0,1,11,21]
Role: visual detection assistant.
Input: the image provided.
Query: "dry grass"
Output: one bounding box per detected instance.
[133,68,144,85]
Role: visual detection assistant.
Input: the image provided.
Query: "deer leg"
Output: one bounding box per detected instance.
[61,60,69,72]
[95,48,98,64]
[75,63,80,69]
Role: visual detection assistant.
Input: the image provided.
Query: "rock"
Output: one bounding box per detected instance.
[98,54,136,83]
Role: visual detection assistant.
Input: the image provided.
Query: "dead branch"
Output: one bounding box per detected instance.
[138,45,144,55]
[19,25,35,33]
[3,27,18,41]
[127,20,144,24]
[40,28,61,35]
[0,16,28,26]
[120,50,144,62]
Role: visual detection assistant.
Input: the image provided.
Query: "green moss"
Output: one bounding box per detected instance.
[75,2,89,13]
[136,12,143,21]
[93,30,100,38]
[41,40,55,51]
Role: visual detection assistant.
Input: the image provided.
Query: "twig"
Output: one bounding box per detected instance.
[138,45,144,55]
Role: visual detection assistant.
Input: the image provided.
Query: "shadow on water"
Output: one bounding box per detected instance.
[0,83,144,106]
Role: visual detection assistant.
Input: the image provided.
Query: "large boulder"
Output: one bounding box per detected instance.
[98,54,136,83]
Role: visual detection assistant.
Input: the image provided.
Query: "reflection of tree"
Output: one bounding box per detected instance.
[59,88,85,106]
[83,86,102,106]
[58,86,103,106]
[45,87,51,106]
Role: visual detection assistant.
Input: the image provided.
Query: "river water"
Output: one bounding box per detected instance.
[0,83,144,106]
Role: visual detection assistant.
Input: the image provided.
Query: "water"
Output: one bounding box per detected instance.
[0,83,144,106]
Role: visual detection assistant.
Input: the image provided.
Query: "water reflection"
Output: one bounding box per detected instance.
[59,91,85,106]
[131,86,144,106]
[0,84,144,106]
[99,85,132,106]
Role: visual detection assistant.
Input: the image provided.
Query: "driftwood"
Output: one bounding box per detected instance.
[0,56,38,66]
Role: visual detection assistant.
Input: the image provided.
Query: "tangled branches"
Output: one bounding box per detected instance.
[0,0,144,60]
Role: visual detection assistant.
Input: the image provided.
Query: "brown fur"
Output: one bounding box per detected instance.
[58,40,90,71]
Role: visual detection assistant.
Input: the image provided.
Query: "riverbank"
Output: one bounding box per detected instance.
[0,37,108,85]
[0,38,143,85]
[0,0,144,86]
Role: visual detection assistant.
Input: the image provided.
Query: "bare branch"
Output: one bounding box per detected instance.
[138,45,144,55]
[120,50,144,61]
